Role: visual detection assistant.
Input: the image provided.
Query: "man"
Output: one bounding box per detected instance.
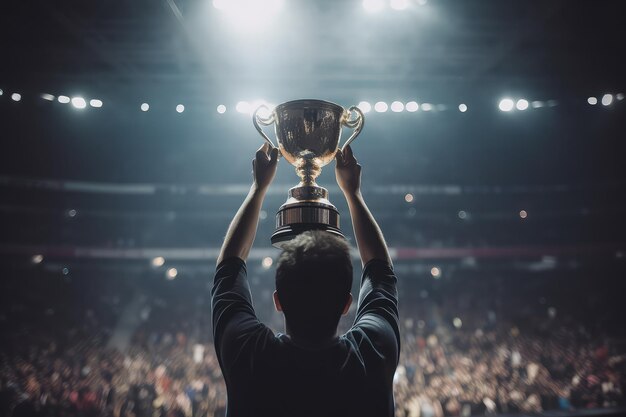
[212,143,399,417]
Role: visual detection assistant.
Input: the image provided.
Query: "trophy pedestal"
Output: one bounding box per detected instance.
[270,186,344,248]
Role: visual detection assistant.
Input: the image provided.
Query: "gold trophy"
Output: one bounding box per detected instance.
[253,99,364,247]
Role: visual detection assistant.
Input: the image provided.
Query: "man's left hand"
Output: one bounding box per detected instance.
[253,143,279,192]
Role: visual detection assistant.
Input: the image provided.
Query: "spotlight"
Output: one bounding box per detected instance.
[89,99,103,108]
[531,101,544,108]
[498,98,514,112]
[519,210,528,219]
[617,93,624,101]
[236,101,251,114]
[587,97,598,105]
[67,209,77,218]
[212,0,227,10]
[11,93,21,102]
[405,101,419,112]
[404,193,414,203]
[58,95,70,104]
[430,266,441,278]
[31,254,44,264]
[391,101,404,112]
[453,317,462,328]
[41,93,55,101]
[141,103,150,112]
[458,103,468,112]
[601,94,613,106]
[166,267,178,280]
[363,0,385,12]
[62,267,70,275]
[217,104,226,114]
[213,0,284,33]
[259,210,268,220]
[357,101,372,113]
[152,256,165,267]
[516,99,529,111]
[390,0,409,10]
[261,257,273,269]
[176,104,185,113]
[421,103,433,112]
[458,210,468,219]
[71,97,87,109]
[374,101,388,112]
[0,88,3,96]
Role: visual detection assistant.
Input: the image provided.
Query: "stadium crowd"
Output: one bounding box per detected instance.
[0,265,624,417]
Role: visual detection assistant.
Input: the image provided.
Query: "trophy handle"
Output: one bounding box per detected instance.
[340,105,365,152]
[253,104,277,148]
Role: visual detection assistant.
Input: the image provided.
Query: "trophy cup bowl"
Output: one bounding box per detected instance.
[253,99,364,247]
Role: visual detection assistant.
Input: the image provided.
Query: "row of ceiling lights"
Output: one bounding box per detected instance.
[2,89,622,115]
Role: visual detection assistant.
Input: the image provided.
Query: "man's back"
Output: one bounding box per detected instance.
[212,258,399,417]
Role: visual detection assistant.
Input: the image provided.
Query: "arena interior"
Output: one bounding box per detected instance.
[1,1,625,416]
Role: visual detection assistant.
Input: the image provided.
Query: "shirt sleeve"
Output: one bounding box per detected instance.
[352,259,400,371]
[211,257,270,377]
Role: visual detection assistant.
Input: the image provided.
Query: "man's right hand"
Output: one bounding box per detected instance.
[335,145,361,196]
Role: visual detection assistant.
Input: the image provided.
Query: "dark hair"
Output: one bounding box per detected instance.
[275,230,353,341]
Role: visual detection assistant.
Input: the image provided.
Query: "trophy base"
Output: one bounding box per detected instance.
[271,201,343,248]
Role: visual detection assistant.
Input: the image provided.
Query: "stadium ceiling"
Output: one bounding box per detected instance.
[2,0,625,99]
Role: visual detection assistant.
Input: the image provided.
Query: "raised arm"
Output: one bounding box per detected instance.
[217,143,279,266]
[335,145,392,267]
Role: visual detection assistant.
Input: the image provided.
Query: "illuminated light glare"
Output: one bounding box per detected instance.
[601,94,613,106]
[548,307,557,318]
[405,101,419,112]
[214,0,284,34]
[216,104,226,114]
[547,100,558,107]
[62,267,70,275]
[71,97,87,109]
[58,95,70,104]
[391,101,404,112]
[519,210,528,219]
[141,103,150,112]
[531,101,544,108]
[430,266,441,278]
[166,267,178,280]
[458,210,467,219]
[67,209,77,218]
[11,93,21,102]
[253,101,274,118]
[152,256,165,267]
[32,254,44,264]
[374,101,388,113]
[390,0,409,10]
[617,93,624,101]
[404,193,414,203]
[236,101,251,114]
[458,103,468,112]
[89,99,102,108]
[516,99,529,111]
[259,210,268,220]
[421,103,433,112]
[176,104,185,113]
[261,257,273,269]
[363,0,385,12]
[453,317,463,328]
[587,97,598,105]
[0,88,3,96]
[212,0,227,9]
[41,93,55,101]
[357,101,372,113]
[499,98,514,112]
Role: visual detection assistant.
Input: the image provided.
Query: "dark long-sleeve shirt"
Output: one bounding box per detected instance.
[211,257,400,417]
